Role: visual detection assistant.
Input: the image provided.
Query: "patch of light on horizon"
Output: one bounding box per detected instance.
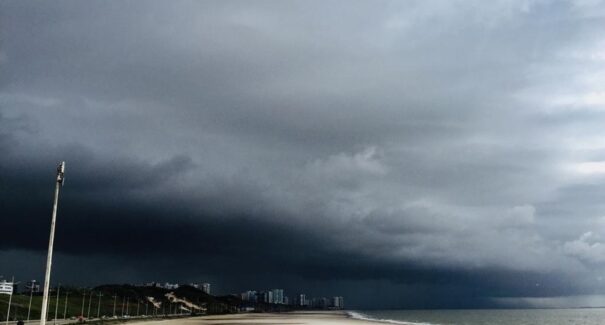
[570,161,605,175]
[493,295,605,309]
[563,39,605,62]
[559,135,605,151]
[548,91,605,109]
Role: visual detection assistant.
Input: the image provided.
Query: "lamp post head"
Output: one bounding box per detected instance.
[57,161,65,185]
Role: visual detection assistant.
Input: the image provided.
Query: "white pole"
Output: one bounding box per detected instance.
[97,293,102,319]
[53,284,60,325]
[27,280,35,322]
[5,276,14,325]
[40,162,65,325]
[63,292,69,319]
[80,291,86,318]
[53,283,61,324]
[86,291,92,319]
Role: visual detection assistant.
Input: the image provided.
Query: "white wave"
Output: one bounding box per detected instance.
[347,311,439,325]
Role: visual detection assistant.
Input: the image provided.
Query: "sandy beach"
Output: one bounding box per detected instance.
[131,311,381,324]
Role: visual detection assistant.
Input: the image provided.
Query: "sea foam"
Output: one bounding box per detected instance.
[347,311,438,325]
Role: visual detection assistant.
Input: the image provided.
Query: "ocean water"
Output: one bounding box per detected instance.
[351,308,605,325]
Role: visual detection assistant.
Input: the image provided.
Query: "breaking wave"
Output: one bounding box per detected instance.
[347,311,438,325]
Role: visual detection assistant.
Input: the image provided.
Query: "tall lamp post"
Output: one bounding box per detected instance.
[80,291,86,318]
[53,284,61,325]
[87,291,93,319]
[113,294,117,317]
[5,276,14,325]
[97,292,103,319]
[40,162,65,325]
[27,279,36,322]
[63,291,69,319]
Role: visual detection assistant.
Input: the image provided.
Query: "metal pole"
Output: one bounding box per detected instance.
[121,297,125,317]
[40,162,65,325]
[126,298,129,316]
[80,291,86,318]
[112,295,117,317]
[97,292,102,319]
[63,292,69,319]
[136,300,139,317]
[53,284,60,325]
[86,291,92,318]
[145,303,148,316]
[27,280,35,322]
[5,276,14,325]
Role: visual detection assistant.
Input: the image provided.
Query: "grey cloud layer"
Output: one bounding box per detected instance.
[2,0,605,307]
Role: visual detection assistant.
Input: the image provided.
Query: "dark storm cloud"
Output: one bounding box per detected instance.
[3,0,605,308]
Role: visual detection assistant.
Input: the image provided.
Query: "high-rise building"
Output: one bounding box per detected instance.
[201,283,211,294]
[271,289,284,304]
[312,297,330,309]
[241,290,257,302]
[332,296,344,309]
[299,294,308,306]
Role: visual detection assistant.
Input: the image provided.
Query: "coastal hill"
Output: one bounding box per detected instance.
[0,284,294,321]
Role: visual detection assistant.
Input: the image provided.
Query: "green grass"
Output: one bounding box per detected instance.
[1,283,272,321]
[0,291,161,321]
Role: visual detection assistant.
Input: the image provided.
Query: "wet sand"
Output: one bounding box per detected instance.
[131,311,381,324]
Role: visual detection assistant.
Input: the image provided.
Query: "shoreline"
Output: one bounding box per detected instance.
[129,311,384,324]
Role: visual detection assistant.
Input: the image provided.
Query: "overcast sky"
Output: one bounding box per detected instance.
[2,0,605,308]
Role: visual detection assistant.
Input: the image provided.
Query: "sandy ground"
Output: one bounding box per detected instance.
[130,311,381,324]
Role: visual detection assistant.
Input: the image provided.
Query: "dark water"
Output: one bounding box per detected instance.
[352,309,605,325]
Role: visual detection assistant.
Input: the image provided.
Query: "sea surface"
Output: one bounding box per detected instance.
[351,308,605,325]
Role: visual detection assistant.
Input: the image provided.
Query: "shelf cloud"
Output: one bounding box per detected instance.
[2,0,605,308]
